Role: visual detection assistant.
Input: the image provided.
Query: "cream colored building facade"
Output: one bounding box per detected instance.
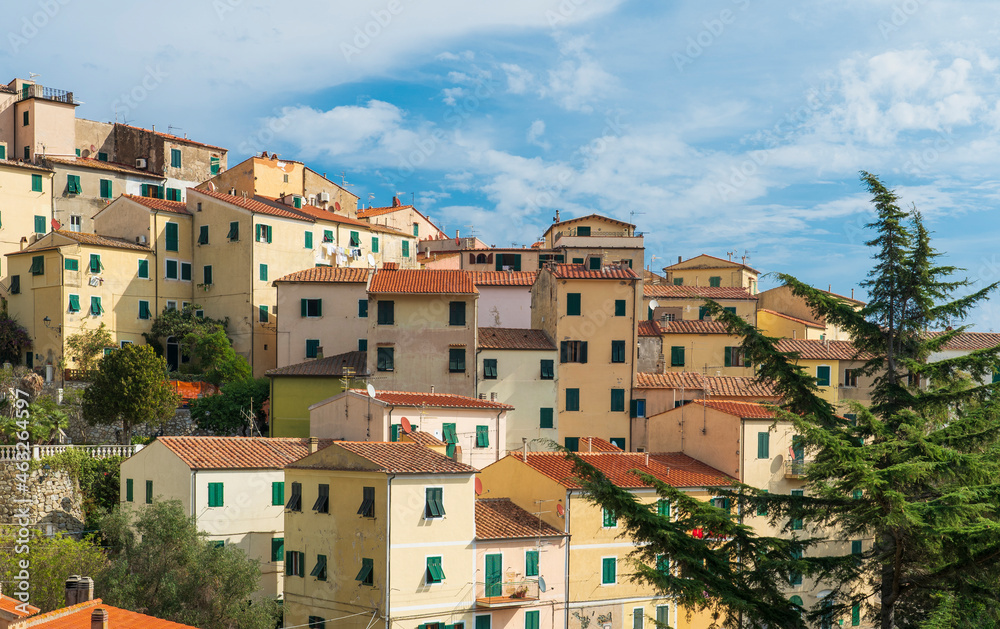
[661,254,759,293]
[0,160,53,272]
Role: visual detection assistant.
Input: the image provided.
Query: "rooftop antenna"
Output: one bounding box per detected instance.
[28,72,40,80]
[339,171,352,188]
[463,224,476,238]
[629,210,645,224]
[167,125,183,135]
[367,193,375,208]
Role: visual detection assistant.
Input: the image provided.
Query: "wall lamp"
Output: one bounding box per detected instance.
[42,316,62,335]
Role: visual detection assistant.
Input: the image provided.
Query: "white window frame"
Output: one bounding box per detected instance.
[69,215,82,232]
[166,300,177,311]
[601,555,617,586]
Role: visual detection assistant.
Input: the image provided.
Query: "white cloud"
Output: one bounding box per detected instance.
[538,36,617,112]
[441,87,465,106]
[500,63,534,94]
[526,119,549,149]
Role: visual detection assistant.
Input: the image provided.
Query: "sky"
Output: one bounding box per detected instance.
[7,0,1000,328]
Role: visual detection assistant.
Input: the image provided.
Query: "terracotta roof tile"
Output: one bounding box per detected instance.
[156,436,329,469]
[191,188,312,221]
[402,430,446,446]
[0,593,38,617]
[663,253,760,275]
[12,231,152,256]
[685,399,777,419]
[272,267,371,284]
[255,196,411,237]
[478,328,555,351]
[475,498,565,539]
[122,193,191,215]
[634,372,779,398]
[644,285,757,300]
[659,320,734,335]
[369,269,477,294]
[469,271,538,286]
[357,204,416,218]
[638,320,661,336]
[0,159,53,173]
[356,389,513,410]
[757,308,824,328]
[775,338,872,361]
[266,351,369,377]
[506,451,733,489]
[575,436,623,452]
[544,213,635,235]
[548,264,639,280]
[45,156,164,178]
[926,331,1000,350]
[292,441,477,474]
[21,598,195,628]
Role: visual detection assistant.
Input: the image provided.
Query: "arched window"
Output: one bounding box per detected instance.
[476,253,488,264]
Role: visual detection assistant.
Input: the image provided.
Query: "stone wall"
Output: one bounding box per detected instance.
[0,466,83,536]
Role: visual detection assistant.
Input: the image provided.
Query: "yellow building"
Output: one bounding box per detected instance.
[359,196,447,240]
[775,339,873,409]
[531,263,640,450]
[282,440,478,629]
[479,451,734,629]
[644,284,757,325]
[541,214,645,272]
[266,350,369,438]
[5,230,154,369]
[0,159,54,270]
[756,284,864,341]
[661,254,759,293]
[657,319,754,378]
[756,309,827,341]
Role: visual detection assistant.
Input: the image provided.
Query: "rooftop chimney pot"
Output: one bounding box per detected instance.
[91,608,109,629]
[308,436,319,453]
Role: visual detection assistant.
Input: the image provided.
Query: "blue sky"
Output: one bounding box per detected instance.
[8,0,1000,327]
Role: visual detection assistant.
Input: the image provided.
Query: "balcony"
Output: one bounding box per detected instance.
[475,579,540,608]
[16,84,77,105]
[552,229,644,251]
[784,458,811,479]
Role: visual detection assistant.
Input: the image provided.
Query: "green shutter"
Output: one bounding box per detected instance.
[34,215,46,234]
[32,175,43,192]
[757,432,769,459]
[602,557,616,583]
[208,482,224,507]
[145,480,153,504]
[271,537,284,562]
[525,611,540,629]
[852,604,860,626]
[525,550,539,576]
[139,301,151,320]
[612,340,626,363]
[198,225,209,245]
[476,425,489,447]
[100,179,112,199]
[540,407,553,429]
[29,255,44,275]
[603,507,616,527]
[210,156,220,175]
[390,424,400,441]
[614,299,626,316]
[203,265,213,285]
[657,499,670,517]
[757,489,768,516]
[816,365,831,387]
[138,259,149,278]
[259,304,268,322]
[671,346,685,366]
[272,482,284,506]
[90,297,103,316]
[540,359,554,379]
[68,294,80,312]
[305,231,313,248]
[165,222,179,251]
[402,240,410,257]
[372,236,379,253]
[166,259,178,280]
[566,388,580,411]
[126,478,133,502]
[567,293,581,315]
[565,437,579,452]
[852,540,862,556]
[611,388,625,412]
[259,264,268,281]
[89,254,103,273]
[171,148,181,168]
[791,489,804,530]
[476,616,491,629]
[350,231,360,246]
[306,339,320,358]
[228,221,239,241]
[359,299,369,317]
[67,174,82,194]
[724,347,732,367]
[64,258,78,271]
[709,276,721,287]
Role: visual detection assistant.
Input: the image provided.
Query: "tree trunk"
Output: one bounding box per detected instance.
[880,532,896,629]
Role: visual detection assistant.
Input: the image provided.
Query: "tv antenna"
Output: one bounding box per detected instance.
[167,125,183,135]
[367,193,375,208]
[629,210,645,223]
[339,171,352,188]
[28,72,41,80]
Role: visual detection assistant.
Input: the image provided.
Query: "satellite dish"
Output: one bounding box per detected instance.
[335,201,341,211]
[401,417,412,433]
[474,477,483,496]
[433,429,442,440]
[366,384,376,398]
[367,253,376,267]
[207,181,217,192]
[538,577,547,592]
[556,503,565,517]
[90,144,96,152]
[649,300,659,310]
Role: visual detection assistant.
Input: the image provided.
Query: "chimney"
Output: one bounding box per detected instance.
[91,608,109,629]
[522,437,527,460]
[456,229,460,238]
[587,437,593,452]
[316,346,324,360]
[392,196,401,207]
[678,255,682,264]
[490,392,497,401]
[308,437,319,453]
[645,452,649,466]
[430,385,436,394]
[65,576,94,606]
[261,151,268,158]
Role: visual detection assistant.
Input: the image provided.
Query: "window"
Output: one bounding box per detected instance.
[566,292,582,316]
[670,346,685,366]
[67,294,80,313]
[96,151,108,162]
[791,489,804,530]
[286,551,304,577]
[709,276,722,287]
[259,263,268,282]
[64,258,78,272]
[449,301,466,326]
[789,549,803,585]
[483,358,497,379]
[138,259,149,279]
[271,537,284,562]
[413,222,419,237]
[657,499,670,517]
[350,231,360,247]
[513,550,536,580]
[321,229,334,243]
[165,188,182,202]
[67,174,82,194]
[165,260,178,279]
[852,604,861,626]
[844,369,859,387]
[611,340,626,363]
[540,408,554,429]
[449,348,465,373]
[141,184,163,199]
[24,146,29,160]
[99,179,112,199]
[145,480,153,504]
[305,339,320,359]
[312,483,330,513]
[476,617,491,629]
[673,277,683,285]
[170,148,181,168]
[272,481,284,506]
[757,489,768,516]
[540,359,554,379]
[8,276,19,294]
[565,388,580,411]
[425,487,445,518]
[259,305,268,322]
[210,156,220,175]
[565,437,579,452]
[476,425,489,448]
[227,221,239,241]
[69,215,81,232]
[525,611,540,629]
[356,557,374,586]
[358,299,369,317]
[560,340,588,363]
[0,145,4,159]
[615,299,626,316]
[164,222,179,252]
[377,347,394,371]
[89,254,103,273]
[656,606,669,629]
[196,225,209,245]
[372,236,379,253]
[630,399,646,418]
[125,478,133,502]
[286,481,302,511]
[698,306,710,320]
[402,240,410,257]
[358,486,375,517]
[34,215,45,233]
[298,298,322,318]
[816,365,831,387]
[633,608,643,629]
[442,423,458,458]
[303,231,314,248]
[90,296,104,316]
[603,507,617,527]
[359,339,367,352]
[611,388,625,412]
[255,224,273,243]
[377,300,394,325]
[588,257,601,270]
[495,253,522,271]
[426,556,445,584]
[29,174,45,196]
[601,557,616,584]
[208,482,224,507]
[311,554,328,581]
[166,301,177,311]
[178,261,191,281]
[757,432,770,459]
[202,265,213,286]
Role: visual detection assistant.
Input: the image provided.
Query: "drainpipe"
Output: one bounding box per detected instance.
[385,473,394,629]
[57,248,65,386]
[494,410,502,462]
[563,489,571,629]
[250,212,255,375]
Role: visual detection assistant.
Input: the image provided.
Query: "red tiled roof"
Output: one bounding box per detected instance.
[13,231,152,255]
[926,331,1000,351]
[191,188,312,221]
[544,213,635,235]
[356,389,513,410]
[775,338,871,361]
[476,498,565,539]
[293,441,477,474]
[402,430,446,446]
[508,451,733,489]
[20,598,195,628]
[358,204,416,218]
[478,328,555,351]
[255,196,411,237]
[0,593,38,617]
[122,193,191,215]
[575,436,623,452]
[659,320,734,335]
[757,308,824,328]
[0,159,53,173]
[116,123,227,151]
[663,253,760,275]
[548,264,639,280]
[469,271,537,286]
[272,267,371,284]
[644,285,757,300]
[156,436,328,469]
[266,351,369,377]
[634,372,780,398]
[638,320,661,336]
[686,399,777,419]
[369,269,477,294]
[46,156,166,178]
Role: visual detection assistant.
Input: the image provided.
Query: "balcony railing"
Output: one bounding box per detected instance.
[784,458,811,479]
[0,443,142,462]
[17,84,76,104]
[475,579,540,607]
[553,229,640,239]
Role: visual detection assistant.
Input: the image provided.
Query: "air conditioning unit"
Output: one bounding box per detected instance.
[137,235,147,244]
[135,158,147,169]
[319,192,331,203]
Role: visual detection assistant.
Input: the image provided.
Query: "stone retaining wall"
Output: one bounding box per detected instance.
[0,466,83,536]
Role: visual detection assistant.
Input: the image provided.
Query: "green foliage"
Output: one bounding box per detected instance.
[190,378,269,435]
[41,448,125,531]
[0,529,107,612]
[142,306,247,384]
[99,500,280,629]
[0,301,31,365]
[0,369,51,443]
[65,322,114,372]
[82,344,178,444]
[26,395,69,443]
[193,329,251,385]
